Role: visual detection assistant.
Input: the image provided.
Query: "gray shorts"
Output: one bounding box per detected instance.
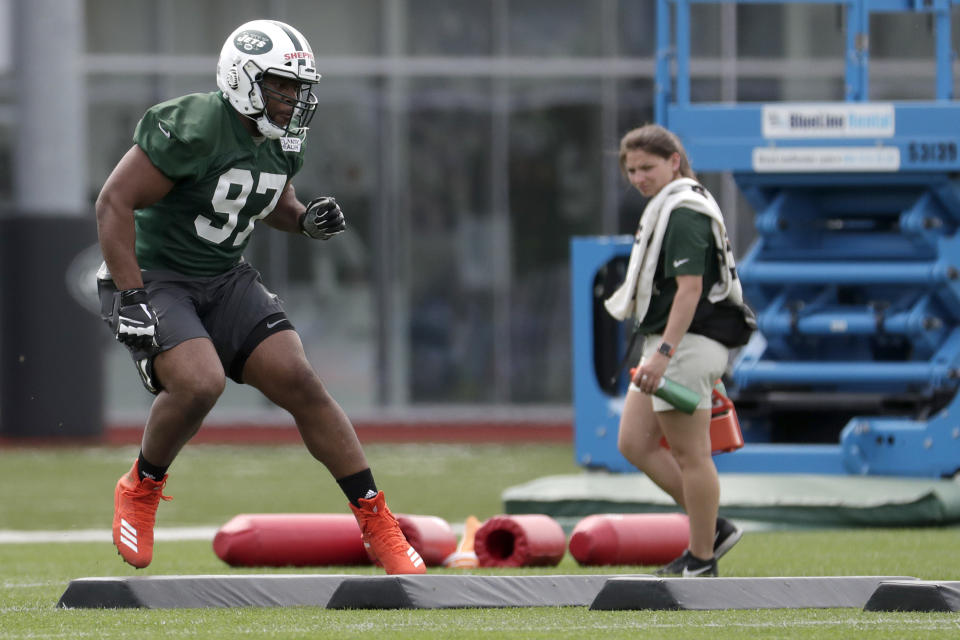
[98,262,292,393]
[639,332,729,412]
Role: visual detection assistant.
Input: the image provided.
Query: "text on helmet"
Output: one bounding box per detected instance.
[283,51,314,61]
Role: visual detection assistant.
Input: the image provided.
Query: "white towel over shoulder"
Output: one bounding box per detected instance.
[604,177,743,322]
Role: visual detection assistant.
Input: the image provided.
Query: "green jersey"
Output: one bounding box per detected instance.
[636,207,720,334]
[132,92,306,276]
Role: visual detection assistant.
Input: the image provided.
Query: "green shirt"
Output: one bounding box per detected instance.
[635,207,720,334]
[132,92,306,276]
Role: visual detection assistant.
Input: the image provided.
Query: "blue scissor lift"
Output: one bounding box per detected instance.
[572,0,960,477]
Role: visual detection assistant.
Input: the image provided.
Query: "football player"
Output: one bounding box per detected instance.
[96,19,423,574]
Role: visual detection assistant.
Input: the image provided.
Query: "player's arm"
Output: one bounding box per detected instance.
[95,144,174,349]
[95,145,174,290]
[263,181,306,233]
[265,182,346,239]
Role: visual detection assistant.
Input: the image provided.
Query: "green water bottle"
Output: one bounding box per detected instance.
[654,377,701,414]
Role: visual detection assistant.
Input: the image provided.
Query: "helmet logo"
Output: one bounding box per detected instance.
[225,67,240,90]
[234,30,273,54]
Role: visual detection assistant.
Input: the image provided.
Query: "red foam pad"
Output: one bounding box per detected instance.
[212,514,370,567]
[568,513,689,566]
[474,514,566,567]
[396,515,458,567]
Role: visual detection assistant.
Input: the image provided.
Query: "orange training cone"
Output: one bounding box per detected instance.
[442,515,481,568]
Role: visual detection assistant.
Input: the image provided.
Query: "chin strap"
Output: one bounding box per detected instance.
[238,109,305,140]
[256,113,295,140]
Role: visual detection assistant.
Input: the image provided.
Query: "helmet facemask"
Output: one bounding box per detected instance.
[246,67,319,139]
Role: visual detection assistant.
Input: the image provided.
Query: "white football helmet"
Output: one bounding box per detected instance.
[216,20,320,139]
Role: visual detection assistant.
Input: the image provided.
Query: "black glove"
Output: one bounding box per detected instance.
[112,288,159,350]
[299,196,346,240]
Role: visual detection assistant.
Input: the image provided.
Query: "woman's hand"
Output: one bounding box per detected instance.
[632,352,670,395]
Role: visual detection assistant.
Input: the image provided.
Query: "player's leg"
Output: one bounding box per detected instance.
[241,330,424,574]
[207,263,424,574]
[112,339,225,568]
[100,275,224,568]
[617,386,686,508]
[205,263,368,475]
[141,338,227,466]
[242,330,367,476]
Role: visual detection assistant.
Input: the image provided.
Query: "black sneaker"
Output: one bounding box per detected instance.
[653,551,688,577]
[714,517,743,559]
[655,550,718,578]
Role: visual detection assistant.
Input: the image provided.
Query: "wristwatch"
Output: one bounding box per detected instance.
[657,341,675,358]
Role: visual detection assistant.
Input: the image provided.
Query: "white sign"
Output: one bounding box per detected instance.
[762,103,895,139]
[752,146,901,173]
[280,137,302,152]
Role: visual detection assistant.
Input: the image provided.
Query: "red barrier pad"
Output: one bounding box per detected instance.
[213,514,370,567]
[569,513,689,566]
[474,514,566,567]
[396,515,458,567]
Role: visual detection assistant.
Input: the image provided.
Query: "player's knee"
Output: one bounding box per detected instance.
[166,370,226,411]
[292,367,331,405]
[195,375,227,405]
[265,361,327,407]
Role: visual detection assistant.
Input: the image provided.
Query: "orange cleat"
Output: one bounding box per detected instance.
[112,460,172,569]
[350,491,426,575]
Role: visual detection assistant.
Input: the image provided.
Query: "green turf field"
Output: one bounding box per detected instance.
[2,443,959,639]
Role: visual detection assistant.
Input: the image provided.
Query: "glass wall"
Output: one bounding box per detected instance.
[1,0,955,419]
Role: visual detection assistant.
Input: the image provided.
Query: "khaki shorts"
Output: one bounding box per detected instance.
[638,333,729,412]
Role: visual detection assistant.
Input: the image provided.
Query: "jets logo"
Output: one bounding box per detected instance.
[234,30,273,54]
